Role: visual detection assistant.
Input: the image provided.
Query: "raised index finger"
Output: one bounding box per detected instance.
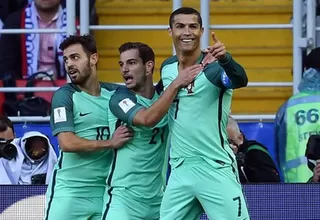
[211,32,220,43]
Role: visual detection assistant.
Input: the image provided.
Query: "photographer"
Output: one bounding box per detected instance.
[0,115,15,140]
[0,116,57,184]
[306,135,320,183]
[227,116,280,183]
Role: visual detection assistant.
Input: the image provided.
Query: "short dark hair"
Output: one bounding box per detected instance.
[118,42,155,65]
[59,34,97,57]
[169,7,202,28]
[0,116,14,134]
[305,47,320,70]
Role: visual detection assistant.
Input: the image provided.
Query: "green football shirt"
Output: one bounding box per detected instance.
[107,87,169,201]
[49,82,120,198]
[161,52,247,167]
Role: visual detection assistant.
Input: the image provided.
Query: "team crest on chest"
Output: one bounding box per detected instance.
[186,81,195,95]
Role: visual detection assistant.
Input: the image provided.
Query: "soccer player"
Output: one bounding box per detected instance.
[160,7,250,220]
[44,35,133,220]
[101,41,205,220]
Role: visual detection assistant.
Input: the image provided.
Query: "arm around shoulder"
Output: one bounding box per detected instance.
[110,85,179,127]
[57,132,114,152]
[133,81,180,127]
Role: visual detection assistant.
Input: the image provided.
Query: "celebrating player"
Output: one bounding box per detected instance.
[44,35,133,220]
[101,41,203,220]
[159,7,250,220]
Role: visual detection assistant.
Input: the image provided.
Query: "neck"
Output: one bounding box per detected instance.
[36,7,59,23]
[78,73,101,96]
[177,48,202,70]
[133,79,155,99]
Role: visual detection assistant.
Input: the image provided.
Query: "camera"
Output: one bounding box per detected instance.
[305,135,320,160]
[0,138,17,160]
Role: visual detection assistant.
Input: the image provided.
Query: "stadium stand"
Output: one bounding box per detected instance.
[94,0,293,114]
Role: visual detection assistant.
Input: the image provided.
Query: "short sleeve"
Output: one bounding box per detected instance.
[109,88,144,126]
[50,85,75,136]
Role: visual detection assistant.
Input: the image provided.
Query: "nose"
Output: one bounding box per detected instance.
[66,60,74,70]
[182,26,192,36]
[121,64,129,73]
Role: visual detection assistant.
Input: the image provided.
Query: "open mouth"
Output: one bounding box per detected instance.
[123,75,134,84]
[68,69,78,77]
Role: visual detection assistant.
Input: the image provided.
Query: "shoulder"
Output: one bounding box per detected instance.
[245,143,270,156]
[54,83,78,96]
[160,55,178,73]
[110,88,137,107]
[52,83,78,102]
[100,82,125,91]
[3,11,21,28]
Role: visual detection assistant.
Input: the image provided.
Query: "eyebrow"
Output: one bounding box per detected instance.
[63,53,80,59]
[118,58,138,64]
[175,22,199,26]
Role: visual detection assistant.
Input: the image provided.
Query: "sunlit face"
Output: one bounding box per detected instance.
[34,0,60,12]
[118,49,154,91]
[63,44,97,85]
[168,14,203,54]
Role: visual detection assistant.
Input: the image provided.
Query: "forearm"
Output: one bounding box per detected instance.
[219,53,248,89]
[134,81,180,127]
[59,133,114,152]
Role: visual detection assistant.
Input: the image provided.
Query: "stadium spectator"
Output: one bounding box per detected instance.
[309,160,320,183]
[0,0,66,81]
[0,115,15,140]
[275,47,320,183]
[227,116,280,183]
[0,129,57,185]
[0,0,27,23]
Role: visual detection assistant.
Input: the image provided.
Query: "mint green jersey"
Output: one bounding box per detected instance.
[48,82,120,198]
[161,52,248,166]
[107,87,169,201]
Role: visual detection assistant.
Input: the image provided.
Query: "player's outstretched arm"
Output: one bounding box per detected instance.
[110,65,202,127]
[57,126,133,152]
[202,32,248,89]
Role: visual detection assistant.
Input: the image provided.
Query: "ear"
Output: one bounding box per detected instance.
[168,27,173,37]
[90,53,98,66]
[145,60,155,76]
[239,133,244,143]
[200,27,204,37]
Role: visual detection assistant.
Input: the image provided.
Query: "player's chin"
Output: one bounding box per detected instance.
[71,77,84,85]
[124,81,136,89]
[180,45,197,53]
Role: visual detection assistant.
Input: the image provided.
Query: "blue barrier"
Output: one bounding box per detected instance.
[13,122,276,160]
[0,184,319,220]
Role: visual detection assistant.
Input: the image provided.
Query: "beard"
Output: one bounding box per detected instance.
[130,74,147,92]
[70,61,92,85]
